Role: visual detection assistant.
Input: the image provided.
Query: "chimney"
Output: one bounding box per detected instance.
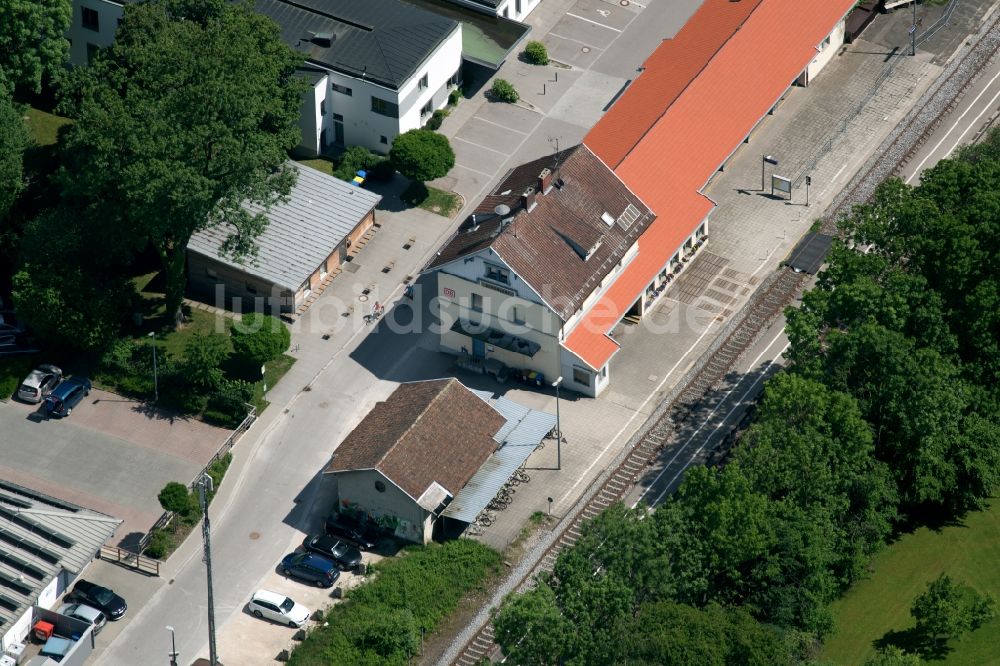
[521,186,537,211]
[538,168,553,194]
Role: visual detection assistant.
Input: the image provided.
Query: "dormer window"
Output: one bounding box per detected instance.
[485,264,510,285]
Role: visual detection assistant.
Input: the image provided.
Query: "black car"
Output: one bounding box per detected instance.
[42,376,91,417]
[324,513,380,550]
[68,579,127,621]
[280,552,341,588]
[302,534,363,571]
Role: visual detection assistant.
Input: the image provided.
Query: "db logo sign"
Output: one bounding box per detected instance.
[444,288,456,298]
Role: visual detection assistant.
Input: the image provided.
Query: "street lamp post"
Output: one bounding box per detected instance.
[911,1,917,56]
[166,625,178,666]
[198,474,219,666]
[148,332,158,402]
[552,377,563,470]
[762,155,778,190]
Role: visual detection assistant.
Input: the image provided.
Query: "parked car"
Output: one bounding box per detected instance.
[324,513,380,550]
[280,551,340,588]
[247,589,310,628]
[17,364,62,403]
[67,580,127,620]
[42,376,91,417]
[57,602,107,635]
[302,533,363,571]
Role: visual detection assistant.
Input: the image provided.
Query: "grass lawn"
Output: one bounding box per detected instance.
[23,106,71,146]
[822,500,1000,664]
[296,157,335,177]
[401,181,462,218]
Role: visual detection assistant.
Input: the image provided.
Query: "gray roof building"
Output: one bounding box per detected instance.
[188,162,382,292]
[0,481,121,639]
[254,0,460,89]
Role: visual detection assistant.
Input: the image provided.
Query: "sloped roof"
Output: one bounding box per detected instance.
[255,0,459,90]
[324,379,506,499]
[566,0,855,369]
[428,145,655,320]
[188,162,381,291]
[0,481,121,637]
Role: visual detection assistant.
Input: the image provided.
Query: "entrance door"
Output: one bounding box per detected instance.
[472,338,485,359]
[334,121,345,146]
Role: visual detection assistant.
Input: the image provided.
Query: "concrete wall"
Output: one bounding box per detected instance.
[806,19,847,84]
[67,0,123,65]
[334,470,431,544]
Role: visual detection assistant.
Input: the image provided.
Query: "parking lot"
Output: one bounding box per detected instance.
[0,388,231,544]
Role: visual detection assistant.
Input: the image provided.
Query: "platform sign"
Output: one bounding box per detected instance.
[771,174,792,199]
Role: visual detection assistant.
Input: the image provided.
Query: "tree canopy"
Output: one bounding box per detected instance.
[389,129,455,182]
[0,90,27,219]
[0,0,72,93]
[56,0,304,323]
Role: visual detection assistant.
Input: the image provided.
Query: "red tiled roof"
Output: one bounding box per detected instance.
[584,0,764,169]
[567,0,855,369]
[324,379,505,499]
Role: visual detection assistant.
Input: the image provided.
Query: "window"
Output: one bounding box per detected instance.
[418,73,429,90]
[448,69,461,87]
[246,282,257,294]
[320,98,326,115]
[573,366,591,386]
[420,101,432,117]
[600,366,608,379]
[370,96,399,118]
[380,135,388,145]
[333,113,344,122]
[374,480,386,493]
[485,264,510,285]
[821,35,831,49]
[471,293,483,311]
[516,0,522,14]
[511,306,525,325]
[82,7,99,31]
[332,83,352,96]
[86,43,99,65]
[206,268,218,279]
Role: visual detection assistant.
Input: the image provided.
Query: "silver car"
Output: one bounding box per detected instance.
[57,602,107,635]
[247,589,310,628]
[18,364,62,403]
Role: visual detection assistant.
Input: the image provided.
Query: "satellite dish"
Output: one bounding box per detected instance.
[494,204,511,216]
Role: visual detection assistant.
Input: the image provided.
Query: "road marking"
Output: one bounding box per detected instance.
[452,162,496,178]
[470,115,530,134]
[548,32,605,49]
[453,135,509,156]
[566,12,623,32]
[633,331,788,508]
[905,67,1000,184]
[557,316,721,506]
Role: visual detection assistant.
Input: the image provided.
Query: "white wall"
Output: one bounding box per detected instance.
[451,0,541,22]
[67,0,123,65]
[806,20,846,84]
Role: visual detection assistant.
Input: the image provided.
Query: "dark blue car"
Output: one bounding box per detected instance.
[280,552,340,588]
[43,376,91,417]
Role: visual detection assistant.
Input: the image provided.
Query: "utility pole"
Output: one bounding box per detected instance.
[198,474,218,666]
[910,1,917,56]
[148,332,158,402]
[762,155,778,190]
[552,377,563,470]
[166,626,178,666]
[805,175,811,207]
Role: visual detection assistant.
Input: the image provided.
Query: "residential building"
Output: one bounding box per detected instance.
[66,0,463,155]
[255,0,463,154]
[323,379,554,543]
[0,481,121,655]
[445,0,542,22]
[186,162,381,316]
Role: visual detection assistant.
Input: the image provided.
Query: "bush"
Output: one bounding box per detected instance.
[367,158,395,182]
[523,40,549,65]
[181,332,230,390]
[158,481,196,517]
[205,378,255,427]
[97,337,162,397]
[490,78,518,103]
[230,313,290,366]
[205,452,233,499]
[448,88,462,106]
[425,108,448,131]
[389,129,455,183]
[333,145,386,182]
[144,528,173,560]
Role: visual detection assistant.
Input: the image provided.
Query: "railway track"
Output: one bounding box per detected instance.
[448,10,1000,666]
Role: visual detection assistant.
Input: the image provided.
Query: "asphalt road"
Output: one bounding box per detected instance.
[900,46,1000,184]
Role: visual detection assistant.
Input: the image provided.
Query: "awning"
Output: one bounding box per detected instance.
[441,394,556,523]
[451,319,541,357]
[785,232,833,274]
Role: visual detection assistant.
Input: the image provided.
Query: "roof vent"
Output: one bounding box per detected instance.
[601,212,615,227]
[494,204,511,217]
[312,32,334,47]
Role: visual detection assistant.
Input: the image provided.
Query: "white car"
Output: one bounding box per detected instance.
[18,364,62,403]
[57,602,107,635]
[247,590,310,628]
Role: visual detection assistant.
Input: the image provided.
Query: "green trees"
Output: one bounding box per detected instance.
[0,90,27,219]
[57,0,303,324]
[157,481,196,518]
[910,574,995,645]
[182,333,229,390]
[0,0,72,93]
[388,129,455,182]
[231,313,290,366]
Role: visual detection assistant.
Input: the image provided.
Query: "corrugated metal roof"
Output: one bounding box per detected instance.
[443,393,556,523]
[188,162,381,291]
[0,483,121,636]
